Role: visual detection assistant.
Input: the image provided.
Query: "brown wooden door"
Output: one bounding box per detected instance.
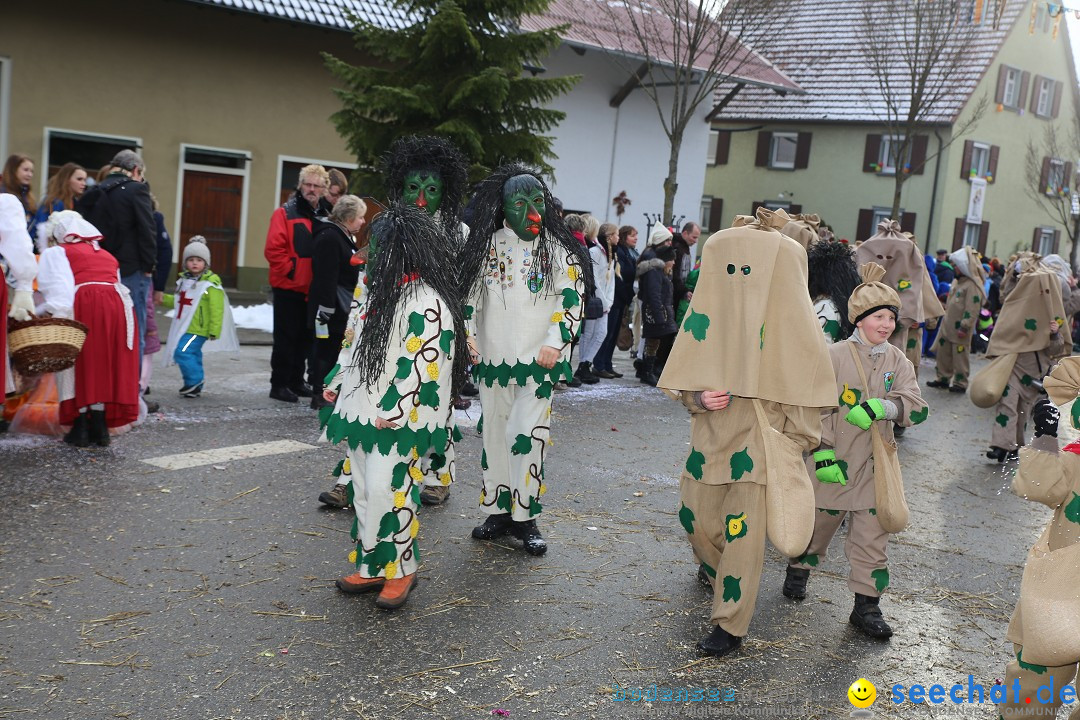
[180,170,242,287]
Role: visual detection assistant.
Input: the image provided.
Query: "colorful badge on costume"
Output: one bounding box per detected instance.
[403,170,444,217]
[883,371,894,392]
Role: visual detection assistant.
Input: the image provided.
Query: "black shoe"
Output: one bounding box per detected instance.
[783,567,809,600]
[697,564,713,591]
[949,385,967,394]
[460,381,479,397]
[575,362,599,384]
[0,419,7,434]
[145,399,161,413]
[509,520,547,556]
[634,358,644,379]
[893,423,905,438]
[88,409,110,447]
[453,397,472,410]
[290,382,314,398]
[849,593,893,639]
[593,368,618,379]
[472,513,514,540]
[143,387,151,396]
[182,382,203,399]
[925,378,950,389]
[179,383,199,395]
[608,367,624,378]
[63,414,90,447]
[697,625,743,657]
[1006,449,1019,462]
[269,386,299,403]
[566,376,582,388]
[986,446,1008,462]
[639,357,659,386]
[310,393,331,410]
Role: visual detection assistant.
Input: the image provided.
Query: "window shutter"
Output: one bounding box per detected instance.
[995,65,1008,104]
[1018,71,1031,108]
[978,222,990,255]
[1054,229,1062,255]
[751,201,764,214]
[715,131,731,165]
[789,203,803,214]
[709,198,724,231]
[910,135,928,175]
[755,132,771,167]
[953,218,966,251]
[794,132,812,169]
[863,135,882,173]
[1066,162,1075,193]
[1040,156,1052,194]
[900,212,917,234]
[1030,76,1044,113]
[1033,227,1043,252]
[1052,81,1064,118]
[960,140,974,180]
[857,209,874,241]
[988,145,1000,183]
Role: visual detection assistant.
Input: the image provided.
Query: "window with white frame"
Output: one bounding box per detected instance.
[1047,159,1066,195]
[970,142,991,179]
[871,207,899,229]
[878,135,908,175]
[700,196,713,230]
[43,129,141,193]
[1002,66,1022,107]
[707,130,719,166]
[1035,77,1054,117]
[1037,227,1056,255]
[769,132,798,169]
[963,222,982,248]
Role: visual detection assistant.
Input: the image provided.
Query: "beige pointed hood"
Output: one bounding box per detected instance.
[781,213,821,249]
[854,220,927,324]
[658,207,836,408]
[987,268,1071,358]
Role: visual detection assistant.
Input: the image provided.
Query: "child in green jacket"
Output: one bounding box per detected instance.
[160,237,230,397]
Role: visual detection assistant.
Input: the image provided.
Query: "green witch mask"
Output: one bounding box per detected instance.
[403,171,444,216]
[502,174,546,242]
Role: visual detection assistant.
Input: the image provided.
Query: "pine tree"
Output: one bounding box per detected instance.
[324,0,578,190]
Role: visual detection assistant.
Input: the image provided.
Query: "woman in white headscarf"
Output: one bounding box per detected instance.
[36,210,139,447]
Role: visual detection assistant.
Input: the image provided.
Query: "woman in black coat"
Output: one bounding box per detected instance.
[635,244,677,385]
[308,195,366,408]
[593,224,639,377]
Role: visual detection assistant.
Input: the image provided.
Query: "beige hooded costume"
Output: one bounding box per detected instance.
[789,263,928,598]
[932,246,987,390]
[855,220,928,353]
[658,207,835,638]
[999,359,1080,719]
[780,213,821,250]
[983,268,1070,451]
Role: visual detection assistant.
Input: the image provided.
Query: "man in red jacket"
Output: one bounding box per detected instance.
[264,164,332,402]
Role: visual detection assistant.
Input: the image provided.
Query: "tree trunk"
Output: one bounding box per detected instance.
[663,129,681,224]
[891,172,904,222]
[1071,214,1079,272]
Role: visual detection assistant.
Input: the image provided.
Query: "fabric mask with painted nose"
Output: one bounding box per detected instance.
[502,175,545,242]
[403,171,444,217]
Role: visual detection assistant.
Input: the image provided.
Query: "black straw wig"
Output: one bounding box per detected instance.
[350,203,467,398]
[459,163,594,302]
[379,135,468,246]
[807,240,861,339]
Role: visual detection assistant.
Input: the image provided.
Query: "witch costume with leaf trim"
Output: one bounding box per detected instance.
[657,207,835,657]
[459,163,591,555]
[320,203,465,606]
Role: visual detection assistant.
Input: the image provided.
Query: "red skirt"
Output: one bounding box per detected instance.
[0,279,7,395]
[59,284,139,428]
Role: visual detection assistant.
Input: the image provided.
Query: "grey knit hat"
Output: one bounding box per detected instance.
[182,236,211,266]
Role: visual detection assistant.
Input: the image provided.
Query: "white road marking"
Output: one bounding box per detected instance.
[142,440,318,470]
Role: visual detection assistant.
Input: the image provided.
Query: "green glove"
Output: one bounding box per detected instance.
[813,449,846,485]
[845,398,886,431]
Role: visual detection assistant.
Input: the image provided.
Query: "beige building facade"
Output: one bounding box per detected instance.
[703,2,1078,261]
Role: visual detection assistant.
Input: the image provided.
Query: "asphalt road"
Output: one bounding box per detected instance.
[0,341,1058,720]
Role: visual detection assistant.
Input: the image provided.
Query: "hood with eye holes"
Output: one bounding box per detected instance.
[987,268,1071,358]
[658,216,836,409]
[854,222,928,324]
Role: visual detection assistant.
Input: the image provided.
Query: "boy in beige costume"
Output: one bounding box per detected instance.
[997,360,1080,719]
[928,246,986,393]
[785,263,928,639]
[983,267,1070,462]
[658,207,836,657]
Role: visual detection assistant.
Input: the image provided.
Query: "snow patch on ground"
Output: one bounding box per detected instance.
[163,303,274,333]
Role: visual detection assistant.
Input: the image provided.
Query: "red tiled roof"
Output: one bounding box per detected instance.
[520,0,802,94]
[714,0,1025,124]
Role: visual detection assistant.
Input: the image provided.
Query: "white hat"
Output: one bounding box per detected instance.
[182,236,211,265]
[647,221,673,247]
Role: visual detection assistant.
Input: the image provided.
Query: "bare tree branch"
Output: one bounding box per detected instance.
[1025,122,1080,265]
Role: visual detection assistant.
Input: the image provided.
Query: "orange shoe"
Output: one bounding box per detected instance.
[375,574,418,609]
[335,572,385,594]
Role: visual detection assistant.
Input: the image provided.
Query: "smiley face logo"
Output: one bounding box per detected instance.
[848,678,876,709]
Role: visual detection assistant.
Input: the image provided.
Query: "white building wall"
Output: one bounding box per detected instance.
[542,44,711,240]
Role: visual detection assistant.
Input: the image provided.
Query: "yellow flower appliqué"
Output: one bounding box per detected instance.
[567,266,579,281]
[347,549,358,564]
[409,466,424,481]
[551,312,564,323]
[411,447,420,460]
[409,408,419,423]
[342,458,351,474]
[439,472,451,486]
[538,482,547,496]
[394,492,406,508]
[406,337,422,353]
[409,519,419,539]
[426,362,439,380]
[384,560,398,580]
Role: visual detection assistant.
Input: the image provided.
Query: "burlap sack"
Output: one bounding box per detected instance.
[781,214,821,249]
[969,353,1019,408]
[987,269,1071,358]
[1044,356,1080,407]
[847,342,909,532]
[753,399,815,556]
[1018,526,1080,666]
[854,220,927,324]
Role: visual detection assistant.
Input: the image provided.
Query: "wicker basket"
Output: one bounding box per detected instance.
[7,317,88,375]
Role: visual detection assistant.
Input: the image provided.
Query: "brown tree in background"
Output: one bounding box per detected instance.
[1026,123,1080,267]
[859,0,991,219]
